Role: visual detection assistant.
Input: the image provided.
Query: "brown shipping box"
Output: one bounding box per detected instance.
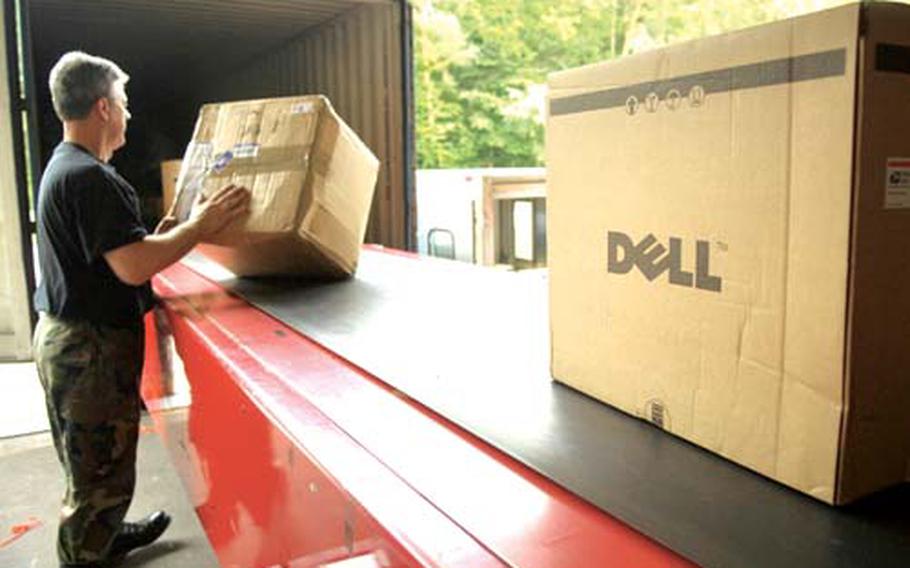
[172,95,380,277]
[547,3,910,504]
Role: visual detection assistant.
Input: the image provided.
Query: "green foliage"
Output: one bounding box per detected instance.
[414,0,853,169]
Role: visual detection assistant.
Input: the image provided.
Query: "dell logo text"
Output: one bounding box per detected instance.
[607,231,722,292]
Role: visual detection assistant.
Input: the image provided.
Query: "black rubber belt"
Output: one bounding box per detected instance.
[184,251,910,568]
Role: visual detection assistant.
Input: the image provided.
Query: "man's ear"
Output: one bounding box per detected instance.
[95,97,111,121]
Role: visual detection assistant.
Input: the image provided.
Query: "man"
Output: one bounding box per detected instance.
[32,51,250,568]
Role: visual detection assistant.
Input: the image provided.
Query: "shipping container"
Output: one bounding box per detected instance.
[0,0,415,359]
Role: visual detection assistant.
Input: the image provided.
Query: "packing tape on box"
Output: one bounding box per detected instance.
[173,145,309,221]
[205,145,312,179]
[550,48,847,117]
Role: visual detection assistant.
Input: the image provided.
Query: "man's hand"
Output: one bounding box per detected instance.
[104,184,251,286]
[188,184,251,239]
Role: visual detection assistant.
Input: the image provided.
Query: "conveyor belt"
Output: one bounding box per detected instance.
[184,249,910,568]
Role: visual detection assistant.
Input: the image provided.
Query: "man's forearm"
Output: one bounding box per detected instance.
[105,222,203,286]
[141,222,204,274]
[106,184,250,286]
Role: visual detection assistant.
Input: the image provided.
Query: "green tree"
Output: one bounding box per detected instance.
[416,0,624,168]
[413,2,475,168]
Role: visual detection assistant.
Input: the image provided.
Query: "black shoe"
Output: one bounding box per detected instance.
[108,510,172,560]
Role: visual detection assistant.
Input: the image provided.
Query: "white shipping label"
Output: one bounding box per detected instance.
[885,158,910,209]
[233,143,260,159]
[290,102,315,115]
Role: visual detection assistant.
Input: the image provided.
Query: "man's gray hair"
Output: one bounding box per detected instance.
[49,51,129,121]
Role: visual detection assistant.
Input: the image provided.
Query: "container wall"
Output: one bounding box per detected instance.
[0,0,34,360]
[203,3,408,249]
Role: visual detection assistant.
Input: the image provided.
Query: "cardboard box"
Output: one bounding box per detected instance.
[547,2,910,504]
[160,159,181,215]
[173,95,379,277]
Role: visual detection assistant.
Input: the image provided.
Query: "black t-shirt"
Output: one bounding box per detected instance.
[34,142,153,327]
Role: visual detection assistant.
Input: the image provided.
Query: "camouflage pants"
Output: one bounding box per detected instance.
[33,313,145,565]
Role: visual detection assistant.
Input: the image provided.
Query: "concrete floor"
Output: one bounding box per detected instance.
[0,365,220,568]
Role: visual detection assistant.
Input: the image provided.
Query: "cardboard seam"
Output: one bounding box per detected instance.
[771,17,797,484]
[292,98,330,231]
[833,2,870,505]
[301,202,358,274]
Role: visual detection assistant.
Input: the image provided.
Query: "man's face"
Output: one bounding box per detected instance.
[106,82,130,150]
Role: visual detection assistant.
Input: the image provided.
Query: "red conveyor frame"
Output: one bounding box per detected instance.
[141,254,692,568]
